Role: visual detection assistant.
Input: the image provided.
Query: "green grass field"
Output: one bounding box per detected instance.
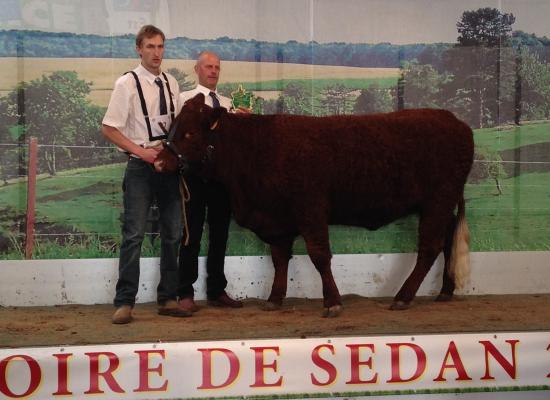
[1,121,549,259]
[220,77,398,92]
[467,171,550,251]
[474,121,550,151]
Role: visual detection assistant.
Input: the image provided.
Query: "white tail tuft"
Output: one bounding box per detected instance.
[449,211,470,290]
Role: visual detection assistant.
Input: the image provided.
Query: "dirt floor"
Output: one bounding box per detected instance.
[1,294,550,348]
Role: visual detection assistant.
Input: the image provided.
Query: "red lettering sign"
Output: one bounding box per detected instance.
[479,340,519,380]
[433,341,472,382]
[0,355,41,398]
[134,350,168,392]
[52,353,73,396]
[84,352,125,394]
[197,348,240,389]
[386,343,426,383]
[250,346,283,388]
[346,344,378,384]
[311,344,337,386]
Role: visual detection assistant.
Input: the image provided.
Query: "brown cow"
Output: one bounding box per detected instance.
[155,94,474,317]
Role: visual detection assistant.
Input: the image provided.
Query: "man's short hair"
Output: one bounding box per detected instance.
[136,25,165,47]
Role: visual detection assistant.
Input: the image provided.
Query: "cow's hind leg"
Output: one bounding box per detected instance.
[437,196,470,302]
[263,238,293,311]
[302,227,342,318]
[391,207,454,310]
[436,216,457,302]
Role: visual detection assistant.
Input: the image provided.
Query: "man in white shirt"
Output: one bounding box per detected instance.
[102,25,191,324]
[178,51,244,312]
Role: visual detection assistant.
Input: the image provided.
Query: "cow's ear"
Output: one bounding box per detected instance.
[209,107,226,130]
[189,93,206,109]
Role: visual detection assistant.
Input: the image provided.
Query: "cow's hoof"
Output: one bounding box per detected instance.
[389,300,410,310]
[436,293,453,302]
[261,301,281,311]
[322,304,343,318]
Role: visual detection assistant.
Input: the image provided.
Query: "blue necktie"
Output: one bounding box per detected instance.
[155,77,168,115]
[209,91,220,108]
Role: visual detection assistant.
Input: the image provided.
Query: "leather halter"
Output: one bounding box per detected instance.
[159,113,220,173]
[159,118,189,173]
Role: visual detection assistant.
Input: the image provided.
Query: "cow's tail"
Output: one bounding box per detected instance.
[449,195,470,290]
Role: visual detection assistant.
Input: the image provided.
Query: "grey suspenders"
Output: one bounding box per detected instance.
[125,71,175,141]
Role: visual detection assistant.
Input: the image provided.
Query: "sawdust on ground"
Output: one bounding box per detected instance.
[1,294,549,348]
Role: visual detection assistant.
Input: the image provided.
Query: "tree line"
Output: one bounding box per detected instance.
[0,71,113,182]
[400,8,550,128]
[241,8,550,130]
[1,29,435,68]
[1,27,549,69]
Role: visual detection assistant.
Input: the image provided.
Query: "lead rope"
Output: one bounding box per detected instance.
[178,174,191,246]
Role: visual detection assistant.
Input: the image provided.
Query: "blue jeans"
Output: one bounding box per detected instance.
[114,158,182,307]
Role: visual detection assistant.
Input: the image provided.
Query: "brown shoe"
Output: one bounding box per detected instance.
[207,291,243,308]
[112,305,133,324]
[158,300,192,318]
[178,296,200,313]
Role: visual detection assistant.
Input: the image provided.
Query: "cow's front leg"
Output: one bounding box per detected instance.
[302,227,342,318]
[263,239,293,311]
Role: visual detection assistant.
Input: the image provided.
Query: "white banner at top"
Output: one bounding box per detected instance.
[1,331,550,399]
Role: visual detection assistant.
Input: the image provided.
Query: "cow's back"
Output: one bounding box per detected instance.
[215,109,473,234]
[305,109,473,227]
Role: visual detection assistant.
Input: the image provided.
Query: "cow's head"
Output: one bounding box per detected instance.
[154,93,226,173]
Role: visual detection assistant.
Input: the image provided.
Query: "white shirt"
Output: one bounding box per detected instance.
[103,64,180,147]
[178,84,232,113]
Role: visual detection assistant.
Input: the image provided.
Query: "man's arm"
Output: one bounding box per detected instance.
[102,124,160,164]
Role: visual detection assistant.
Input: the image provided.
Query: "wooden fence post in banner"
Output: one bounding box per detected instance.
[25,137,38,259]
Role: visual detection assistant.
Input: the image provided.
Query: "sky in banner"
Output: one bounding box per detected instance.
[1,0,550,44]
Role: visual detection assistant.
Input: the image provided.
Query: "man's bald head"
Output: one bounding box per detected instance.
[195,51,221,90]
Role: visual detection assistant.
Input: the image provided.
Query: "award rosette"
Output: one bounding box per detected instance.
[230,84,254,111]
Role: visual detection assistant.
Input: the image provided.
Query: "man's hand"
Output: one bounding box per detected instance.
[139,147,162,164]
[102,125,163,164]
[234,106,252,114]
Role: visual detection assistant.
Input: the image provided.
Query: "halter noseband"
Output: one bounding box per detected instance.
[159,119,189,173]
[158,113,220,173]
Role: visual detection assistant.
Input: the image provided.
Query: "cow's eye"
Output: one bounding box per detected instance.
[185,131,200,139]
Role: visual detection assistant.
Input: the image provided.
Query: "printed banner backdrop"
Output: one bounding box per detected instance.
[2,332,550,399]
[2,5,550,400]
[1,0,550,260]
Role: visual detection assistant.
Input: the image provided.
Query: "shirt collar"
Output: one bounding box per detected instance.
[135,63,162,84]
[196,84,218,96]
